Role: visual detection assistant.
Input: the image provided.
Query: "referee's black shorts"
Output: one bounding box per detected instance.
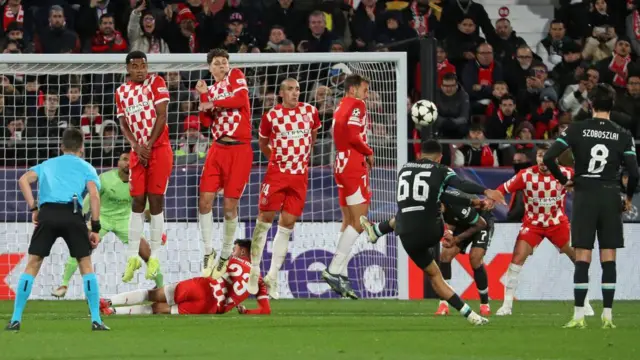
[29,203,92,259]
[571,185,624,250]
[398,220,444,270]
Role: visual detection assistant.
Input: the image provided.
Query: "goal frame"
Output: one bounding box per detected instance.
[1,52,410,300]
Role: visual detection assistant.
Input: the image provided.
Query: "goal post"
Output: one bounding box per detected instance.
[0,52,409,300]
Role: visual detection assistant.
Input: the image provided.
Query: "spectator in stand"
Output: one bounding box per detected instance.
[438,0,494,41]
[596,37,633,93]
[264,25,287,52]
[444,16,485,73]
[175,115,208,159]
[3,116,24,139]
[128,1,170,54]
[484,81,509,117]
[0,93,14,123]
[162,4,201,53]
[506,150,531,221]
[376,11,416,50]
[512,120,536,160]
[59,82,83,126]
[90,14,128,53]
[276,38,295,52]
[486,94,520,164]
[550,41,584,96]
[560,69,599,116]
[436,44,456,86]
[168,91,196,139]
[26,89,65,139]
[76,0,128,50]
[219,12,257,53]
[350,0,384,52]
[35,5,80,53]
[613,72,640,136]
[516,63,557,116]
[265,0,305,45]
[453,123,498,167]
[331,40,345,52]
[89,120,125,168]
[491,18,527,64]
[312,0,348,40]
[0,0,32,43]
[80,103,102,138]
[166,71,186,102]
[626,1,640,55]
[402,0,438,37]
[527,92,559,139]
[297,11,336,53]
[462,43,504,114]
[23,75,43,118]
[536,20,572,71]
[505,46,537,96]
[435,73,470,139]
[583,25,617,63]
[2,22,31,53]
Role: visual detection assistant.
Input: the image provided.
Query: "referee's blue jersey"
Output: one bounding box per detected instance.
[30,154,101,208]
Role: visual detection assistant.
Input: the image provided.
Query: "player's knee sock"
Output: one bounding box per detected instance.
[447,294,472,318]
[250,220,272,272]
[267,226,292,279]
[114,305,153,315]
[473,264,489,305]
[154,269,164,288]
[573,261,590,319]
[199,211,214,255]
[109,289,149,306]
[61,258,78,287]
[82,273,102,324]
[221,216,238,259]
[439,262,452,301]
[328,226,359,275]
[503,263,522,306]
[11,273,34,323]
[601,261,616,316]
[128,211,144,258]
[374,220,393,237]
[149,212,165,253]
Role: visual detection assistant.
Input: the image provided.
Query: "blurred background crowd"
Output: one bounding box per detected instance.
[0,0,639,170]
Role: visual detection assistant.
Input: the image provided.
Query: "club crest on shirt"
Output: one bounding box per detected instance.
[304,113,313,123]
[142,87,150,96]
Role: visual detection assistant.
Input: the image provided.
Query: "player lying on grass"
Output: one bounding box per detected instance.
[100,239,271,316]
[495,143,593,316]
[52,153,165,298]
[361,189,494,316]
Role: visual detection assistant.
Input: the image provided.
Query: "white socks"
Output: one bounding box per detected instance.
[221,216,238,259]
[149,213,164,252]
[573,306,585,320]
[128,212,144,257]
[602,307,612,319]
[115,305,153,315]
[250,220,272,273]
[503,263,522,306]
[267,226,292,279]
[109,289,149,306]
[199,211,214,254]
[328,226,359,275]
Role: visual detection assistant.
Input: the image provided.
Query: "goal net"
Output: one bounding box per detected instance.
[0,53,408,300]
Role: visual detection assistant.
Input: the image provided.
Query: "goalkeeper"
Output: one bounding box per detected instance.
[52,153,164,298]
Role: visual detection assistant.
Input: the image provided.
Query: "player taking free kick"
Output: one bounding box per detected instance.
[196,48,253,279]
[116,51,172,283]
[494,143,593,316]
[323,74,372,299]
[247,79,321,297]
[100,239,270,316]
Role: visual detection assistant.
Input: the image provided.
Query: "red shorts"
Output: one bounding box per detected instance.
[259,169,308,217]
[335,170,370,207]
[200,142,253,198]
[129,145,173,197]
[517,222,570,250]
[173,278,217,315]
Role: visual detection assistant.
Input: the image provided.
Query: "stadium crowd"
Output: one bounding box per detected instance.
[0,0,639,169]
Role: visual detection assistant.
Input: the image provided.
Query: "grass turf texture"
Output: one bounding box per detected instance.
[1,300,638,360]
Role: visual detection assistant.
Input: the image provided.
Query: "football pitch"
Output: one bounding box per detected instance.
[0,300,638,360]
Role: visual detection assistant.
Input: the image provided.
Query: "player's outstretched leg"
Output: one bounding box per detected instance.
[559,244,594,316]
[425,260,488,326]
[360,216,395,244]
[496,240,532,316]
[52,257,78,298]
[469,248,491,316]
[435,248,456,316]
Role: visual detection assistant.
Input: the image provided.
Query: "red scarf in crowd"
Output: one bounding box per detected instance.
[477,61,495,87]
[3,4,23,31]
[479,145,495,167]
[634,10,640,40]
[436,59,455,86]
[408,1,430,36]
[528,107,559,139]
[609,54,631,87]
[485,101,496,117]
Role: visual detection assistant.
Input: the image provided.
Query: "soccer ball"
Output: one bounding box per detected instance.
[411,100,438,127]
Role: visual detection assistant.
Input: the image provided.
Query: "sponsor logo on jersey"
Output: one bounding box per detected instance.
[280,128,311,140]
[125,101,151,115]
[157,87,169,94]
[213,91,233,100]
[351,108,360,117]
[236,78,246,86]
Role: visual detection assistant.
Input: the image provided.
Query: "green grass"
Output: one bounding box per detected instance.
[0,300,639,360]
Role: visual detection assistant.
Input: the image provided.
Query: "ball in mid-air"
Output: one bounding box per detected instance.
[411,100,438,127]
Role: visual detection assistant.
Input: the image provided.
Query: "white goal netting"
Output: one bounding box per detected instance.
[0,53,408,300]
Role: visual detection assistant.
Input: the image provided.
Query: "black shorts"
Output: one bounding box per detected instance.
[455,220,494,254]
[571,186,624,250]
[398,221,444,270]
[29,203,92,259]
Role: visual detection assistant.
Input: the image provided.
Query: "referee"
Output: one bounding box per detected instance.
[5,128,109,331]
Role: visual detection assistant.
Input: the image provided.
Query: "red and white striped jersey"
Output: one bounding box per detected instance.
[115,74,170,148]
[497,165,574,227]
[199,68,252,143]
[259,103,321,175]
[332,96,372,174]
[209,256,269,315]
